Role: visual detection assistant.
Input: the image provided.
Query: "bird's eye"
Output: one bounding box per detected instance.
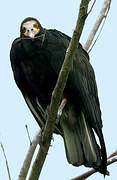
[22,27,26,33]
[31,29,33,31]
[34,24,38,28]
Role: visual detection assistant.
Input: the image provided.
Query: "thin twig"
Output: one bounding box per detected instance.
[84,0,111,52]
[0,142,11,180]
[25,124,32,145]
[87,0,96,15]
[108,150,117,159]
[28,1,90,180]
[18,130,41,180]
[71,150,117,180]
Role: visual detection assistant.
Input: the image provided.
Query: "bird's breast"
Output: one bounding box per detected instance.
[21,51,57,98]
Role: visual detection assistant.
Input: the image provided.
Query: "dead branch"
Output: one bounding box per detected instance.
[108,150,117,159]
[25,125,32,145]
[87,0,96,15]
[84,0,111,52]
[0,142,11,180]
[18,130,41,180]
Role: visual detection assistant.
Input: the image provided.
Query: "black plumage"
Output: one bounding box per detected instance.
[10,17,107,175]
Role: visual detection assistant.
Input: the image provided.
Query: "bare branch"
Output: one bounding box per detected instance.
[28,1,90,180]
[108,150,117,159]
[25,125,32,145]
[87,0,96,15]
[18,130,41,180]
[84,0,111,52]
[0,142,11,180]
[71,151,117,180]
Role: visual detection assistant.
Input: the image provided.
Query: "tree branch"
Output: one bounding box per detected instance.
[108,150,117,159]
[87,0,96,15]
[25,125,32,145]
[28,1,90,180]
[71,150,117,180]
[0,142,11,180]
[83,0,111,52]
[18,130,41,180]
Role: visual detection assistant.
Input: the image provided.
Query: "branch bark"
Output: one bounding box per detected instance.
[18,130,40,180]
[83,0,111,52]
[28,0,90,179]
[0,142,11,180]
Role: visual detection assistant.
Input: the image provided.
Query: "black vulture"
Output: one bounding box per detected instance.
[10,17,107,175]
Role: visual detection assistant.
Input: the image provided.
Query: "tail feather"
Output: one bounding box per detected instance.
[60,110,102,169]
[94,125,107,175]
[61,116,84,166]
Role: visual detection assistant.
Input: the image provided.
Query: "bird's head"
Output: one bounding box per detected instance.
[20,17,43,38]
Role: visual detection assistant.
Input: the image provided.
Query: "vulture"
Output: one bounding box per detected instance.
[10,17,107,175]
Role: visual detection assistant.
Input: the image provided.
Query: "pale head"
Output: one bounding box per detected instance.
[20,17,43,38]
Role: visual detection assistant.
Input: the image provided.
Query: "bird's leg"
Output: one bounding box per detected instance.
[56,98,67,124]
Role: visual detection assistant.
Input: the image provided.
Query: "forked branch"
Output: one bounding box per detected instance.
[84,0,111,52]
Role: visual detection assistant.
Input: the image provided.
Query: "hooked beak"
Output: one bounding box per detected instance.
[28,32,35,38]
